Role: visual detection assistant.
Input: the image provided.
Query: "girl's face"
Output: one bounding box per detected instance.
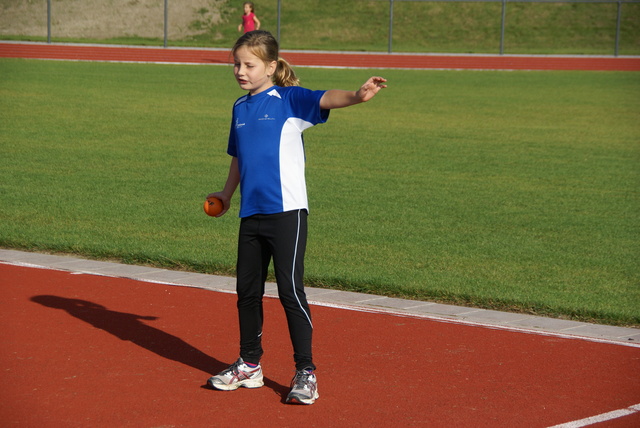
[233,46,276,96]
[243,4,252,14]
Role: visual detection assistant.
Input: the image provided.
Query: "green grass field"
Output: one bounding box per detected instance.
[1,58,638,326]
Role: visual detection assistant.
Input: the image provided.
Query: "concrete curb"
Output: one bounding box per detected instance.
[2,248,638,347]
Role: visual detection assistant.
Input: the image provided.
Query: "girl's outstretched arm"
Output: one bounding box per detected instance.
[319,76,387,110]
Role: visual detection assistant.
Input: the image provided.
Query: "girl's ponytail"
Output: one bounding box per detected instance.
[274,57,300,87]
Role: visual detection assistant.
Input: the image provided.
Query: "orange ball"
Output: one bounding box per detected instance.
[203,196,223,217]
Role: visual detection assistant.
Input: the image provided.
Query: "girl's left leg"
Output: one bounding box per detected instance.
[264,210,316,371]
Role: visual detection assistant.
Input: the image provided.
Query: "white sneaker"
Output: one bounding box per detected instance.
[207,358,264,391]
[286,369,319,405]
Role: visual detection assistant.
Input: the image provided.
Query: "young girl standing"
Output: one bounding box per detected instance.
[206,30,386,405]
[238,2,260,33]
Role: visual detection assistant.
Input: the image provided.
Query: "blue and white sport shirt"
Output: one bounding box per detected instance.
[228,86,329,218]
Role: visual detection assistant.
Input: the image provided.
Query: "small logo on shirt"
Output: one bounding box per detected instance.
[259,114,275,121]
[235,118,245,129]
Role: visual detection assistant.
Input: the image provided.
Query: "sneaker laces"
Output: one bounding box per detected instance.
[293,370,314,389]
[221,360,242,376]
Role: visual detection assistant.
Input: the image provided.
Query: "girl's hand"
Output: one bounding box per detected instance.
[207,192,231,217]
[356,76,387,102]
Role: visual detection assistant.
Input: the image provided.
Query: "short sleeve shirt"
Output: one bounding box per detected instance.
[242,13,256,33]
[227,86,329,218]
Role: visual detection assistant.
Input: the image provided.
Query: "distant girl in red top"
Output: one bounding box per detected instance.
[238,2,261,33]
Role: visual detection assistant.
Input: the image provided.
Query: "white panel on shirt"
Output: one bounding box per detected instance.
[280,117,315,212]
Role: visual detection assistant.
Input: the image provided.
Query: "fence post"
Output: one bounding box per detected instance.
[615,1,622,56]
[164,0,168,47]
[277,0,282,42]
[388,0,394,53]
[47,0,52,43]
[500,0,506,54]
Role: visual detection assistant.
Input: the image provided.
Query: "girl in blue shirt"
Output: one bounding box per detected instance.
[206,30,386,405]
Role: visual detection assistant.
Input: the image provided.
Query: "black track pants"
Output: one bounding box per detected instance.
[236,209,315,371]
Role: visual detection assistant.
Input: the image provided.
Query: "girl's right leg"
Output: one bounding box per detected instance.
[236,215,271,365]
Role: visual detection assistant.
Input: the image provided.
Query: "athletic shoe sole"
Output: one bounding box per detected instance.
[286,390,319,405]
[207,375,264,391]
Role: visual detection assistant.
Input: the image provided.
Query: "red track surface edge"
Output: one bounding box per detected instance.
[1,42,640,71]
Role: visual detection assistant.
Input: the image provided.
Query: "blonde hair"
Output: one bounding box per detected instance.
[232,30,300,87]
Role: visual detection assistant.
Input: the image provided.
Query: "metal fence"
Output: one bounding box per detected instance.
[382,0,639,55]
[39,0,640,56]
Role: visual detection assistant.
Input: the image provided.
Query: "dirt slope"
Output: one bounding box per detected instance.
[0,0,224,39]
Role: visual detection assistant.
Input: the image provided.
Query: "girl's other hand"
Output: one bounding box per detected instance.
[357,76,387,102]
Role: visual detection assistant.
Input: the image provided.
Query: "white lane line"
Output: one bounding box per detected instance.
[548,403,640,427]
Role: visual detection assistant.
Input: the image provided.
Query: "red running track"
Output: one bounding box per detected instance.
[1,263,639,427]
[1,42,640,71]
